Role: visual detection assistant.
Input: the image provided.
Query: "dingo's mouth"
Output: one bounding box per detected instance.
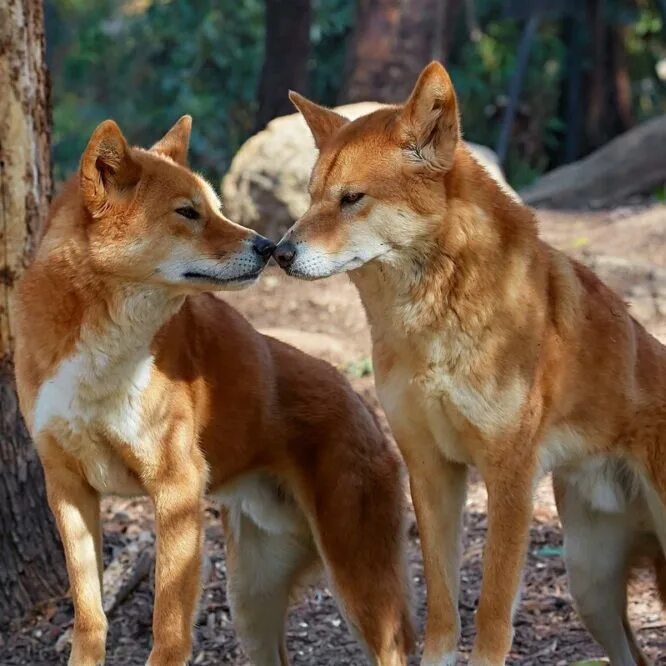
[181,270,262,286]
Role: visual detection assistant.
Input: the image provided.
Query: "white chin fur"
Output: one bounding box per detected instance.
[288,246,388,280]
[157,247,265,288]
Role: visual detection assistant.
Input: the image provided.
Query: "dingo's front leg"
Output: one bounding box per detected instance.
[41,439,106,666]
[146,464,206,666]
[470,466,534,666]
[397,430,467,666]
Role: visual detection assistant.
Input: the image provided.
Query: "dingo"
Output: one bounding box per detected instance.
[13,118,413,665]
[275,62,665,665]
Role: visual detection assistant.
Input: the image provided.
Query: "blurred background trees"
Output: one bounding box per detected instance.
[45,0,666,188]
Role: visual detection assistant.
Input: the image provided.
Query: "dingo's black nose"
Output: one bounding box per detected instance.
[273,241,296,269]
[252,235,275,262]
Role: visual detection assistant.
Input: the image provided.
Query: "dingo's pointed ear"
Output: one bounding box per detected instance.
[151,115,192,166]
[289,91,348,149]
[80,120,141,215]
[400,61,460,171]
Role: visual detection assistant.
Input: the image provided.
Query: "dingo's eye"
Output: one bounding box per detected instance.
[341,192,365,207]
[175,206,200,220]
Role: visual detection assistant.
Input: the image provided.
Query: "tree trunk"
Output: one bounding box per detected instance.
[254,0,311,131]
[432,0,464,65]
[584,0,632,151]
[559,14,584,164]
[341,0,441,104]
[0,0,67,623]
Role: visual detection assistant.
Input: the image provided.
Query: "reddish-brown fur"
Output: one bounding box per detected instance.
[13,118,413,665]
[278,63,666,665]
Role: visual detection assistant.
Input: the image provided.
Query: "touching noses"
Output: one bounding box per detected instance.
[273,240,296,269]
[252,235,275,262]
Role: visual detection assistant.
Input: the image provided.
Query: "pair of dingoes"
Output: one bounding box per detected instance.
[14,62,665,665]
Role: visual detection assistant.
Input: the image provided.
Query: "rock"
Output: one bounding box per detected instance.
[521,114,666,209]
[221,102,512,240]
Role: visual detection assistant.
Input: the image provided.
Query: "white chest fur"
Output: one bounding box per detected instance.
[32,288,180,495]
[375,332,527,466]
[33,346,153,496]
[34,343,154,446]
[377,354,476,465]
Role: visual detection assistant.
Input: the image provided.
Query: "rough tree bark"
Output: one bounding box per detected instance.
[341,0,443,103]
[254,0,312,131]
[0,0,67,622]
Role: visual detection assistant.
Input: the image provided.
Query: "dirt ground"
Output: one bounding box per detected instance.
[1,204,665,665]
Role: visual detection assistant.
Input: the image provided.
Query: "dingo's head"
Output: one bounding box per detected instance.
[273,62,461,279]
[73,117,273,291]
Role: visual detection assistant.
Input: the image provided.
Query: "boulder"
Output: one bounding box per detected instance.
[521,114,666,209]
[221,102,512,240]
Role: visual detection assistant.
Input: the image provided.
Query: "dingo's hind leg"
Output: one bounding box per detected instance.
[555,474,644,666]
[222,507,317,666]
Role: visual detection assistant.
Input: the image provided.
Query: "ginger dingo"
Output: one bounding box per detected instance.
[13,117,413,665]
[274,62,666,665]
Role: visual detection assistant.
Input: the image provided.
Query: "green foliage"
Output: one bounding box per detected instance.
[449,2,566,188]
[47,0,666,189]
[346,356,373,379]
[446,0,666,187]
[309,0,356,104]
[534,544,564,558]
[47,0,355,183]
[49,0,265,181]
[625,5,666,120]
